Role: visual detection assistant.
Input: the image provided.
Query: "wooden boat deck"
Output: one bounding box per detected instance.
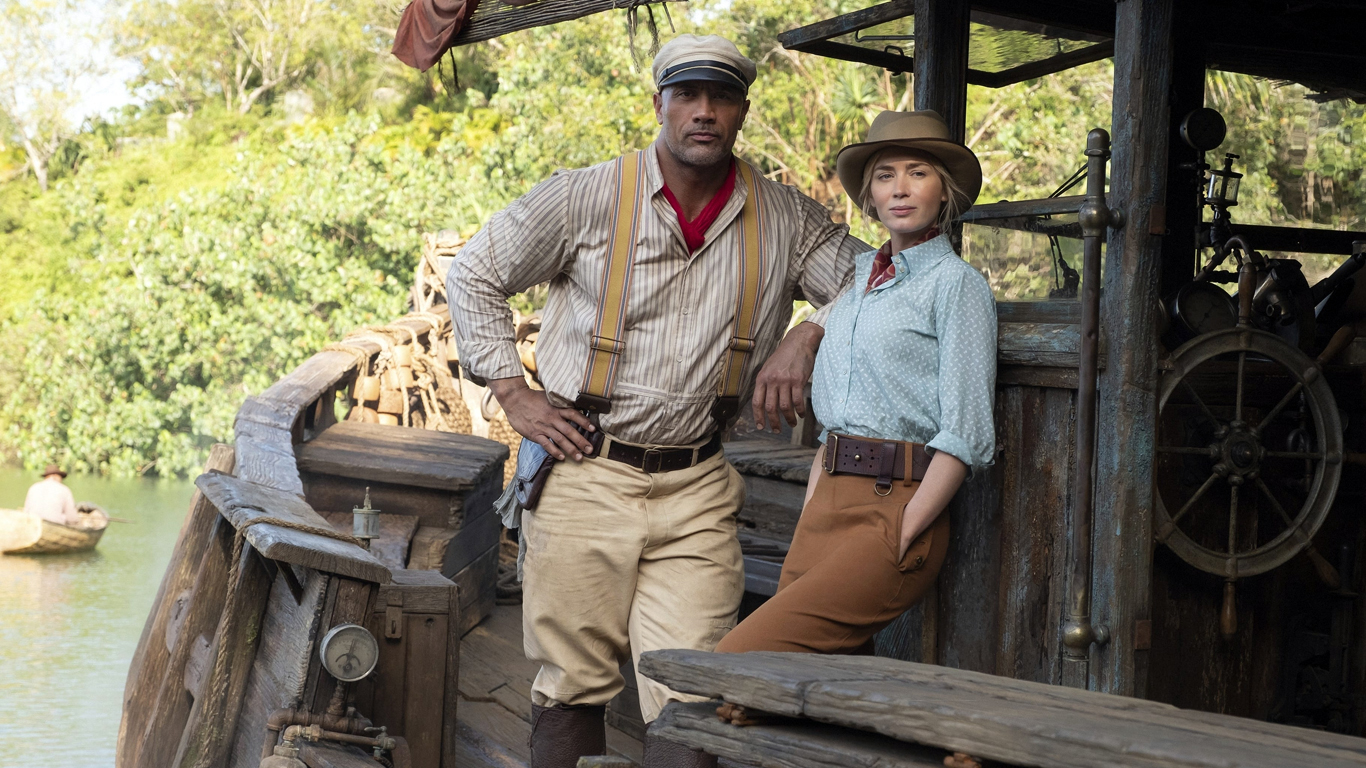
[455,604,759,768]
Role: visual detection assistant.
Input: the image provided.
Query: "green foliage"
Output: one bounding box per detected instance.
[2,1,1365,476]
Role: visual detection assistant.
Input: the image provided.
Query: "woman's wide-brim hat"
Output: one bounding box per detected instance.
[42,464,67,478]
[836,110,983,218]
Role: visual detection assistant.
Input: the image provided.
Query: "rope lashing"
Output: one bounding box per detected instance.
[191,515,364,768]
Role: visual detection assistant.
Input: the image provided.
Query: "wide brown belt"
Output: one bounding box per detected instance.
[823,433,930,496]
[602,432,723,474]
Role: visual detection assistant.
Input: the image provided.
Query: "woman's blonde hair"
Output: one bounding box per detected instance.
[858,147,968,232]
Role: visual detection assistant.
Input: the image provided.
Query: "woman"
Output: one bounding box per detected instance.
[717,110,996,656]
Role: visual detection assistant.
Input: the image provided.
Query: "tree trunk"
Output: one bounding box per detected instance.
[21,136,49,192]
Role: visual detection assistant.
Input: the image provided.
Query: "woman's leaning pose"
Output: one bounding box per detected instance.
[717,110,996,656]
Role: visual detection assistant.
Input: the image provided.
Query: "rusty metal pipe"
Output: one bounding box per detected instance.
[261,707,374,760]
[1062,128,1121,665]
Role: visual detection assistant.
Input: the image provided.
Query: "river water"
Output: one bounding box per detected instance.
[0,467,197,768]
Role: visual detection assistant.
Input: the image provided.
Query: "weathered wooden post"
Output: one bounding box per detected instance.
[1090,0,1175,696]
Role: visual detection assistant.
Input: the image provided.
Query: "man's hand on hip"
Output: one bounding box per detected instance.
[487,377,596,461]
[752,321,824,432]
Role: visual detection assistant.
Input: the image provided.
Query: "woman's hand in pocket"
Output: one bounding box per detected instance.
[898,451,968,558]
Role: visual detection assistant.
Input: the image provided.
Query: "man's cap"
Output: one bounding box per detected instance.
[652,34,757,94]
[42,464,67,478]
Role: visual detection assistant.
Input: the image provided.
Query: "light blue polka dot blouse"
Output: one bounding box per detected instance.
[812,233,997,472]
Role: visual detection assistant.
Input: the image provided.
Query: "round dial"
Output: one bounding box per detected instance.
[1180,107,1227,152]
[1174,282,1237,336]
[319,623,379,682]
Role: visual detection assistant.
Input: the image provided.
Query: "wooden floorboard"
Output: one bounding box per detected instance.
[458,604,645,766]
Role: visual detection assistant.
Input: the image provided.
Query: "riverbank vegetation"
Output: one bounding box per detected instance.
[1,0,1362,476]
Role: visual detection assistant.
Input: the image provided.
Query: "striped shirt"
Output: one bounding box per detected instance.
[448,142,865,447]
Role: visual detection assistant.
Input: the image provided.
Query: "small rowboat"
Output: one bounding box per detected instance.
[0,503,110,554]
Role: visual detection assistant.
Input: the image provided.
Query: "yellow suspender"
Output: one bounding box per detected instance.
[577,151,646,413]
[576,153,766,427]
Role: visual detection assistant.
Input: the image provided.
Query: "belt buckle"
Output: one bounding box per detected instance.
[642,448,663,474]
[824,434,839,474]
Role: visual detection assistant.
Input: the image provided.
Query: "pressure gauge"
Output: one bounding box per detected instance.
[1171,281,1237,339]
[319,623,379,682]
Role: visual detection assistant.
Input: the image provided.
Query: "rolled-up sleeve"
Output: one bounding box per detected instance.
[447,171,573,382]
[926,269,997,472]
[790,193,864,328]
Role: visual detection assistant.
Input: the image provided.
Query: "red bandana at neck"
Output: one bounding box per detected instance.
[866,227,941,292]
[661,160,739,253]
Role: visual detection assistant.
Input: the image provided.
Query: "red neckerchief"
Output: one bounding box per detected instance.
[866,227,941,293]
[661,160,738,253]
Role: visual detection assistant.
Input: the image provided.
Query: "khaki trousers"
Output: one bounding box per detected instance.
[716,470,949,654]
[520,442,745,722]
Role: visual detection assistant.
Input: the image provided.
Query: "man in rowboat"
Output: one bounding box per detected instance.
[23,464,80,526]
[448,34,865,768]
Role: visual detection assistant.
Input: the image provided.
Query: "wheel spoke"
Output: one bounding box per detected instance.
[1227,484,1239,556]
[1254,476,1297,528]
[1262,450,1324,461]
[1156,445,1215,456]
[1253,381,1306,435]
[1179,378,1223,429]
[1235,351,1246,423]
[1172,472,1222,527]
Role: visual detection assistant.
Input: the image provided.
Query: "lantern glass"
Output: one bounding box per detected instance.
[1206,170,1241,206]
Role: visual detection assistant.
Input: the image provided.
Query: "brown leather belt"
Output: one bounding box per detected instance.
[823,433,930,496]
[602,432,723,474]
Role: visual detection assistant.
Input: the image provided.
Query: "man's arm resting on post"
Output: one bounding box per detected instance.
[751,321,824,432]
[487,377,596,462]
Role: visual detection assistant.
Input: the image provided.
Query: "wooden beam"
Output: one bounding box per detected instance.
[913,0,970,140]
[638,650,1366,768]
[1215,223,1366,257]
[195,471,390,584]
[653,701,948,768]
[969,41,1114,88]
[1090,0,1174,696]
[776,0,913,49]
[968,0,1115,39]
[452,0,683,47]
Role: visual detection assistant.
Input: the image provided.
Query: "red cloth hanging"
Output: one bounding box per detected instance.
[392,0,479,72]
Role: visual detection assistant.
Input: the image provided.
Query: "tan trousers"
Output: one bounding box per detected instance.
[520,442,745,722]
[716,470,949,654]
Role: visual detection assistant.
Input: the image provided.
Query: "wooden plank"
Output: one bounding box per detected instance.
[1090,0,1172,697]
[297,421,507,492]
[996,301,1081,324]
[776,0,912,49]
[443,509,503,579]
[452,0,683,46]
[638,650,1366,768]
[959,195,1086,223]
[304,474,491,532]
[936,454,1004,673]
[723,439,816,484]
[117,444,234,768]
[135,516,237,768]
[913,0,970,140]
[737,476,804,543]
[450,543,499,611]
[455,719,526,768]
[653,701,946,768]
[299,741,383,768]
[410,526,459,571]
[321,511,420,572]
[994,387,1074,685]
[457,699,532,763]
[443,583,462,768]
[997,365,1078,389]
[234,432,305,497]
[195,471,389,584]
[173,544,275,768]
[228,568,330,768]
[257,350,358,413]
[377,567,457,613]
[401,612,450,768]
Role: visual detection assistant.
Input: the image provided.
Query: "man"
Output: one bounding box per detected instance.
[23,464,79,526]
[448,34,863,768]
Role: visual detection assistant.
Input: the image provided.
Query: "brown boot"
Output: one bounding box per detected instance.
[529,704,607,768]
[642,732,717,768]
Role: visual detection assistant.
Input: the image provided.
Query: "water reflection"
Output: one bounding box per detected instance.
[0,467,197,768]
